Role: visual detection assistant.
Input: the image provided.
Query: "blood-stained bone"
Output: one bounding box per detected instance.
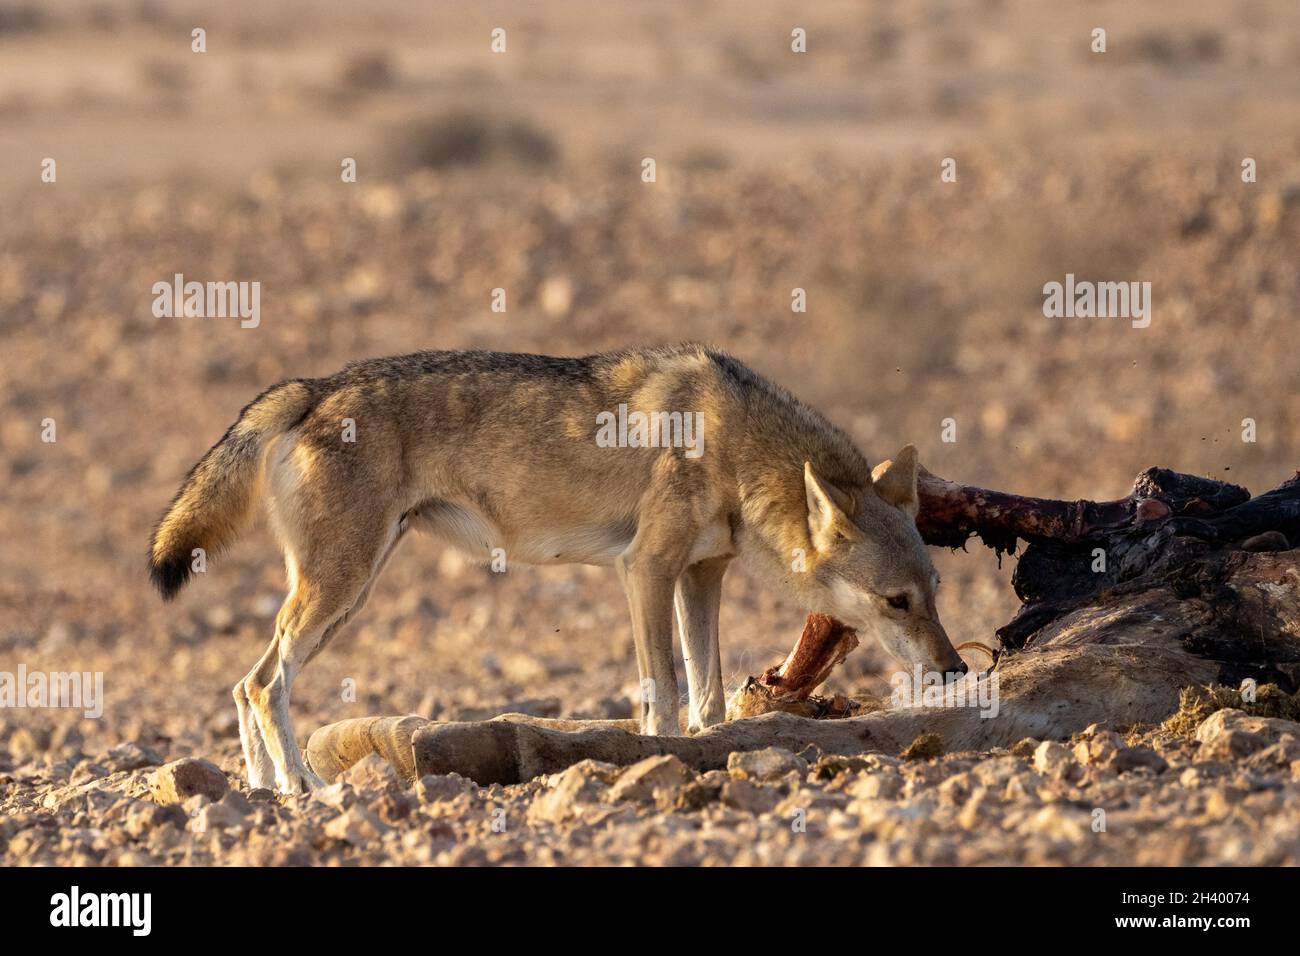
[726,613,861,720]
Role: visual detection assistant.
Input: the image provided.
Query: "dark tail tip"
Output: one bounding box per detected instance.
[149,552,192,601]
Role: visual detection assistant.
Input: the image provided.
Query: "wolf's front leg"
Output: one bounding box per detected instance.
[617,555,683,735]
[674,557,729,732]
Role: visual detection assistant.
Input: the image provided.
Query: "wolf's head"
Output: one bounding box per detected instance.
[803,446,965,677]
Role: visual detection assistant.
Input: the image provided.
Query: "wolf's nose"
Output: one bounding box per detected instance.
[951,659,968,676]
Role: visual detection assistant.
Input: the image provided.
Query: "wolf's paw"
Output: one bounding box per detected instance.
[275,765,325,795]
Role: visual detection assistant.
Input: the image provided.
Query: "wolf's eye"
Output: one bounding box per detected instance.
[886,594,910,611]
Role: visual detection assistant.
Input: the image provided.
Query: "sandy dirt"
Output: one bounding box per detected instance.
[2,0,1299,865]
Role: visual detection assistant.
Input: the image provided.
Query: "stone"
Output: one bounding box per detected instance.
[527,760,617,824]
[124,801,187,838]
[1072,730,1124,766]
[416,773,475,804]
[1196,709,1300,751]
[846,772,904,800]
[340,752,401,791]
[608,754,694,803]
[104,742,162,773]
[149,758,229,805]
[323,805,390,845]
[719,778,782,815]
[1033,740,1075,778]
[1112,745,1168,774]
[191,801,250,833]
[727,747,806,781]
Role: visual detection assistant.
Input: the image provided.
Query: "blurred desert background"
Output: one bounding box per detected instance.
[1,0,1299,865]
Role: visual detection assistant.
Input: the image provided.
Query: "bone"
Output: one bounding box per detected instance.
[305,638,1217,788]
[404,626,1224,785]
[726,613,860,720]
[306,712,636,784]
[305,715,426,785]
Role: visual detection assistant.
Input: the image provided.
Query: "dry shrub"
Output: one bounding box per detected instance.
[339,50,397,92]
[1135,31,1224,70]
[388,112,558,171]
[1160,683,1300,737]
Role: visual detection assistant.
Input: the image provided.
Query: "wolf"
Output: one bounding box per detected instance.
[149,345,964,793]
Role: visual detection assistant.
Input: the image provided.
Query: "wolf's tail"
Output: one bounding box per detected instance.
[148,379,320,600]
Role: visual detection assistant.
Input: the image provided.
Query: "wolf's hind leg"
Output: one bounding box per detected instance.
[233,674,276,788]
[242,519,405,794]
[674,557,729,732]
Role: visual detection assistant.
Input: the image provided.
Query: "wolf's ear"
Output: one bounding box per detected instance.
[804,462,861,552]
[870,445,920,520]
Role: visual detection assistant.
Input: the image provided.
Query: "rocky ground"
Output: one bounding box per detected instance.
[4,695,1300,866]
[3,0,1300,865]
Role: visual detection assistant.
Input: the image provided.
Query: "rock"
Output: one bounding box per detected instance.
[1245,739,1300,770]
[1112,745,1169,774]
[1073,730,1124,766]
[191,801,249,833]
[1195,709,1299,760]
[370,790,417,824]
[719,778,782,815]
[1022,805,1090,842]
[416,773,475,804]
[668,780,723,811]
[323,805,391,845]
[1033,740,1075,778]
[956,785,996,830]
[971,755,1023,786]
[727,747,806,781]
[219,790,252,816]
[124,800,187,838]
[527,760,618,824]
[312,781,357,811]
[340,752,401,791]
[7,727,49,763]
[608,754,694,803]
[937,771,974,807]
[69,762,108,786]
[149,758,228,805]
[104,742,162,773]
[1003,772,1041,803]
[51,724,84,752]
[811,753,898,779]
[846,772,904,800]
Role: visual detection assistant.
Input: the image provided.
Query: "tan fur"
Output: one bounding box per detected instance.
[149,346,962,793]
